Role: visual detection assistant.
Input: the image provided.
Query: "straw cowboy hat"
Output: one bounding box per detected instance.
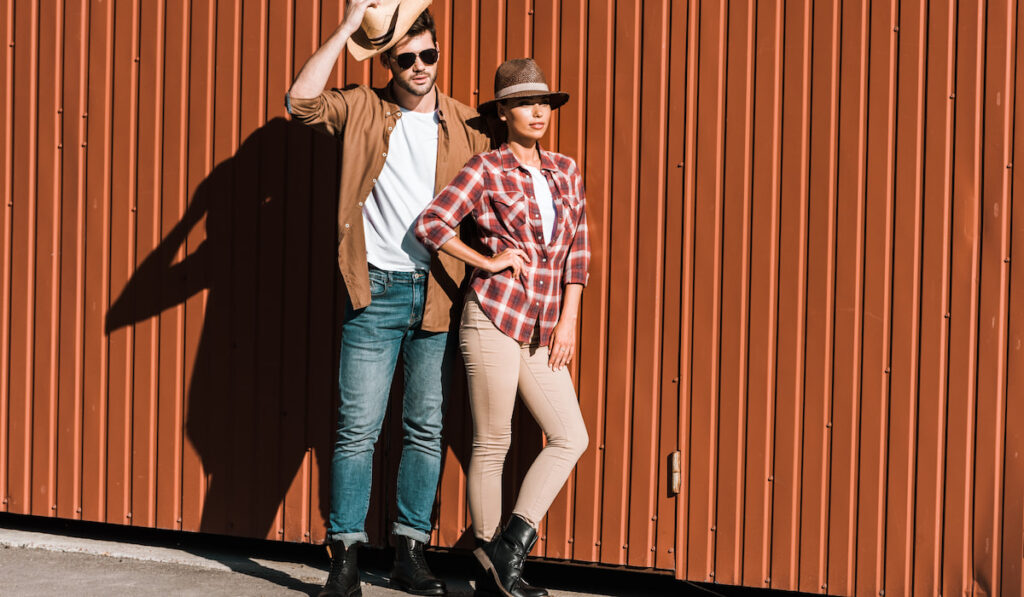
[347,0,433,61]
[478,58,570,116]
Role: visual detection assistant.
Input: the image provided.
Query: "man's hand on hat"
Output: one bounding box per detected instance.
[341,0,382,34]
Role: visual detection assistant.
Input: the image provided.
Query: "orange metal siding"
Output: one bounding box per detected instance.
[2,2,1023,596]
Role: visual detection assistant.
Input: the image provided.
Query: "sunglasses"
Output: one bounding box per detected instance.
[391,48,439,70]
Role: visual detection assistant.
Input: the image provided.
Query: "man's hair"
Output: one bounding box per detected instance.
[386,9,436,56]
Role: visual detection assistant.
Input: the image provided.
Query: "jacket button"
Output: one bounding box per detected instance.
[382,152,387,157]
[345,223,350,229]
[358,202,364,207]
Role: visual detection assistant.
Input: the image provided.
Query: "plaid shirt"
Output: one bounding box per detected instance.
[415,144,590,345]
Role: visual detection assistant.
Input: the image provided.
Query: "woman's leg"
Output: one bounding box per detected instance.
[460,294,521,541]
[511,344,589,528]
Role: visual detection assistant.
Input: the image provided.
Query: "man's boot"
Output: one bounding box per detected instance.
[389,535,447,596]
[318,541,361,597]
[473,516,549,597]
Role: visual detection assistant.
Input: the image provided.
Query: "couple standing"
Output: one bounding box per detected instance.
[286,1,590,596]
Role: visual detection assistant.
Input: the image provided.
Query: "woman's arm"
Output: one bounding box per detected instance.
[436,236,530,278]
[548,283,584,371]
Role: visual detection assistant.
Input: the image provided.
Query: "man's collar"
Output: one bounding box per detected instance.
[383,82,446,122]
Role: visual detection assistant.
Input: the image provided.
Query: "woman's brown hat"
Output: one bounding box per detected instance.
[347,0,433,61]
[478,58,570,116]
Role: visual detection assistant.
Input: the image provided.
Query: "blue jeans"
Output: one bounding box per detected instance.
[328,266,450,547]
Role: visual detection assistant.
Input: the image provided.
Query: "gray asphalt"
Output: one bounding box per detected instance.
[0,520,720,597]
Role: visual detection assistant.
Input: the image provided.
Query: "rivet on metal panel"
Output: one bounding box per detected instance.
[8,42,12,47]
[304,532,310,537]
[82,113,87,118]
[944,313,950,319]
[767,475,774,482]
[822,584,827,590]
[676,163,683,168]
[709,571,715,578]
[884,368,890,374]
[51,505,56,510]
[541,536,546,541]
[81,142,87,147]
[1005,258,1011,263]
[949,93,955,99]
[57,144,62,149]
[671,378,678,383]
[621,544,627,549]
[710,526,716,532]
[134,56,140,62]
[893,26,899,32]
[57,108,62,114]
[473,89,479,95]
[879,591,885,596]
[1007,163,1013,168]
[595,541,601,546]
[527,10,534,15]
[598,444,605,450]
[76,507,81,513]
[278,530,284,535]
[667,548,673,553]
[177,518,182,523]
[825,422,832,428]
[765,578,770,584]
[651,547,656,552]
[651,515,657,521]
[126,512,132,518]
[567,538,573,543]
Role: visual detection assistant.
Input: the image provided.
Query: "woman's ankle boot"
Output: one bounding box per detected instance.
[473,516,549,597]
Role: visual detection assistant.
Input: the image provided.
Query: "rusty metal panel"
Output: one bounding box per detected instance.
[4,2,1024,596]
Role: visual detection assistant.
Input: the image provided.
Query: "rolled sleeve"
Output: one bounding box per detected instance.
[415,157,485,252]
[285,88,350,136]
[563,168,591,286]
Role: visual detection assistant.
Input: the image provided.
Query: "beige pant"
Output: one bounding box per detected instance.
[459,293,589,540]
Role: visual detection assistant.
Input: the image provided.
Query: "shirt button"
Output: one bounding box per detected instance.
[372,178,377,183]
[358,202,364,207]
[542,258,547,263]
[388,126,393,131]
[345,223,350,229]
[382,152,387,157]
[539,280,544,285]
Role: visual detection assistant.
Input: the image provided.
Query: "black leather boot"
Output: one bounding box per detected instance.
[473,516,549,597]
[389,535,447,596]
[318,541,361,597]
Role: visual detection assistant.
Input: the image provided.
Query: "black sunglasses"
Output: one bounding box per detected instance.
[392,48,439,70]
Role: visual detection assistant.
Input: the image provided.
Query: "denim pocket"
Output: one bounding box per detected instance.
[368,269,389,297]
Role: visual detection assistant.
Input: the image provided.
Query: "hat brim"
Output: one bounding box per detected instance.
[478,90,570,116]
[346,0,433,62]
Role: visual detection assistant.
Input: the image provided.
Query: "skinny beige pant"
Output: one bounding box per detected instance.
[460,293,589,540]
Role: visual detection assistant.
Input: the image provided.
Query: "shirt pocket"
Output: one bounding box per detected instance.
[489,191,529,237]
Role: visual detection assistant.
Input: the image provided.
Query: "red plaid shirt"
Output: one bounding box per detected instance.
[415,144,590,345]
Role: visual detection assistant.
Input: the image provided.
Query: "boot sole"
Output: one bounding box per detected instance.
[472,547,515,597]
[388,576,446,597]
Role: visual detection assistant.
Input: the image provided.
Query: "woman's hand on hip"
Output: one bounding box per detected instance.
[486,248,530,278]
[548,319,577,371]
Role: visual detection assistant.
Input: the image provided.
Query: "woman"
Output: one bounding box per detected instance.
[415,58,590,597]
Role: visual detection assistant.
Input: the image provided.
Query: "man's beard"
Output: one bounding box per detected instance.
[393,70,436,97]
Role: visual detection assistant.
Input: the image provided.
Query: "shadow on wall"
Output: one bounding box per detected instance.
[104,117,345,541]
[103,116,539,549]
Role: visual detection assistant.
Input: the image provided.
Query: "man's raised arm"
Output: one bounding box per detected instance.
[288,0,380,99]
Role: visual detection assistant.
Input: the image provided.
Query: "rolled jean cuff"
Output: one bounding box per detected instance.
[327,532,368,548]
[393,522,431,543]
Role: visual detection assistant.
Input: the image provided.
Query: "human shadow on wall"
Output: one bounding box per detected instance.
[105,115,542,574]
[104,118,344,591]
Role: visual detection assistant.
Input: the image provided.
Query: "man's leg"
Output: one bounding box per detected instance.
[328,270,408,547]
[394,326,449,539]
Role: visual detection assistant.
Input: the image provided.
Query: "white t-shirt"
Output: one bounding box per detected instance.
[362,108,439,271]
[524,165,556,244]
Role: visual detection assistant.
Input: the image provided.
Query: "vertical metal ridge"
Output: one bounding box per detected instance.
[626,0,670,571]
[717,0,756,584]
[36,0,62,522]
[974,1,1017,594]
[887,1,929,595]
[0,0,13,516]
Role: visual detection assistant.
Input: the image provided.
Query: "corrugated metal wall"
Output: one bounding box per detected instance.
[1,1,1022,596]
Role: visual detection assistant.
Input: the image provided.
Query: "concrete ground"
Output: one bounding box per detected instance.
[0,514,754,597]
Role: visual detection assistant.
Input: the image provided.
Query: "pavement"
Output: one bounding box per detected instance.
[0,514,736,597]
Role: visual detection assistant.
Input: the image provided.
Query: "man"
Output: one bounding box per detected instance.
[287,1,490,596]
